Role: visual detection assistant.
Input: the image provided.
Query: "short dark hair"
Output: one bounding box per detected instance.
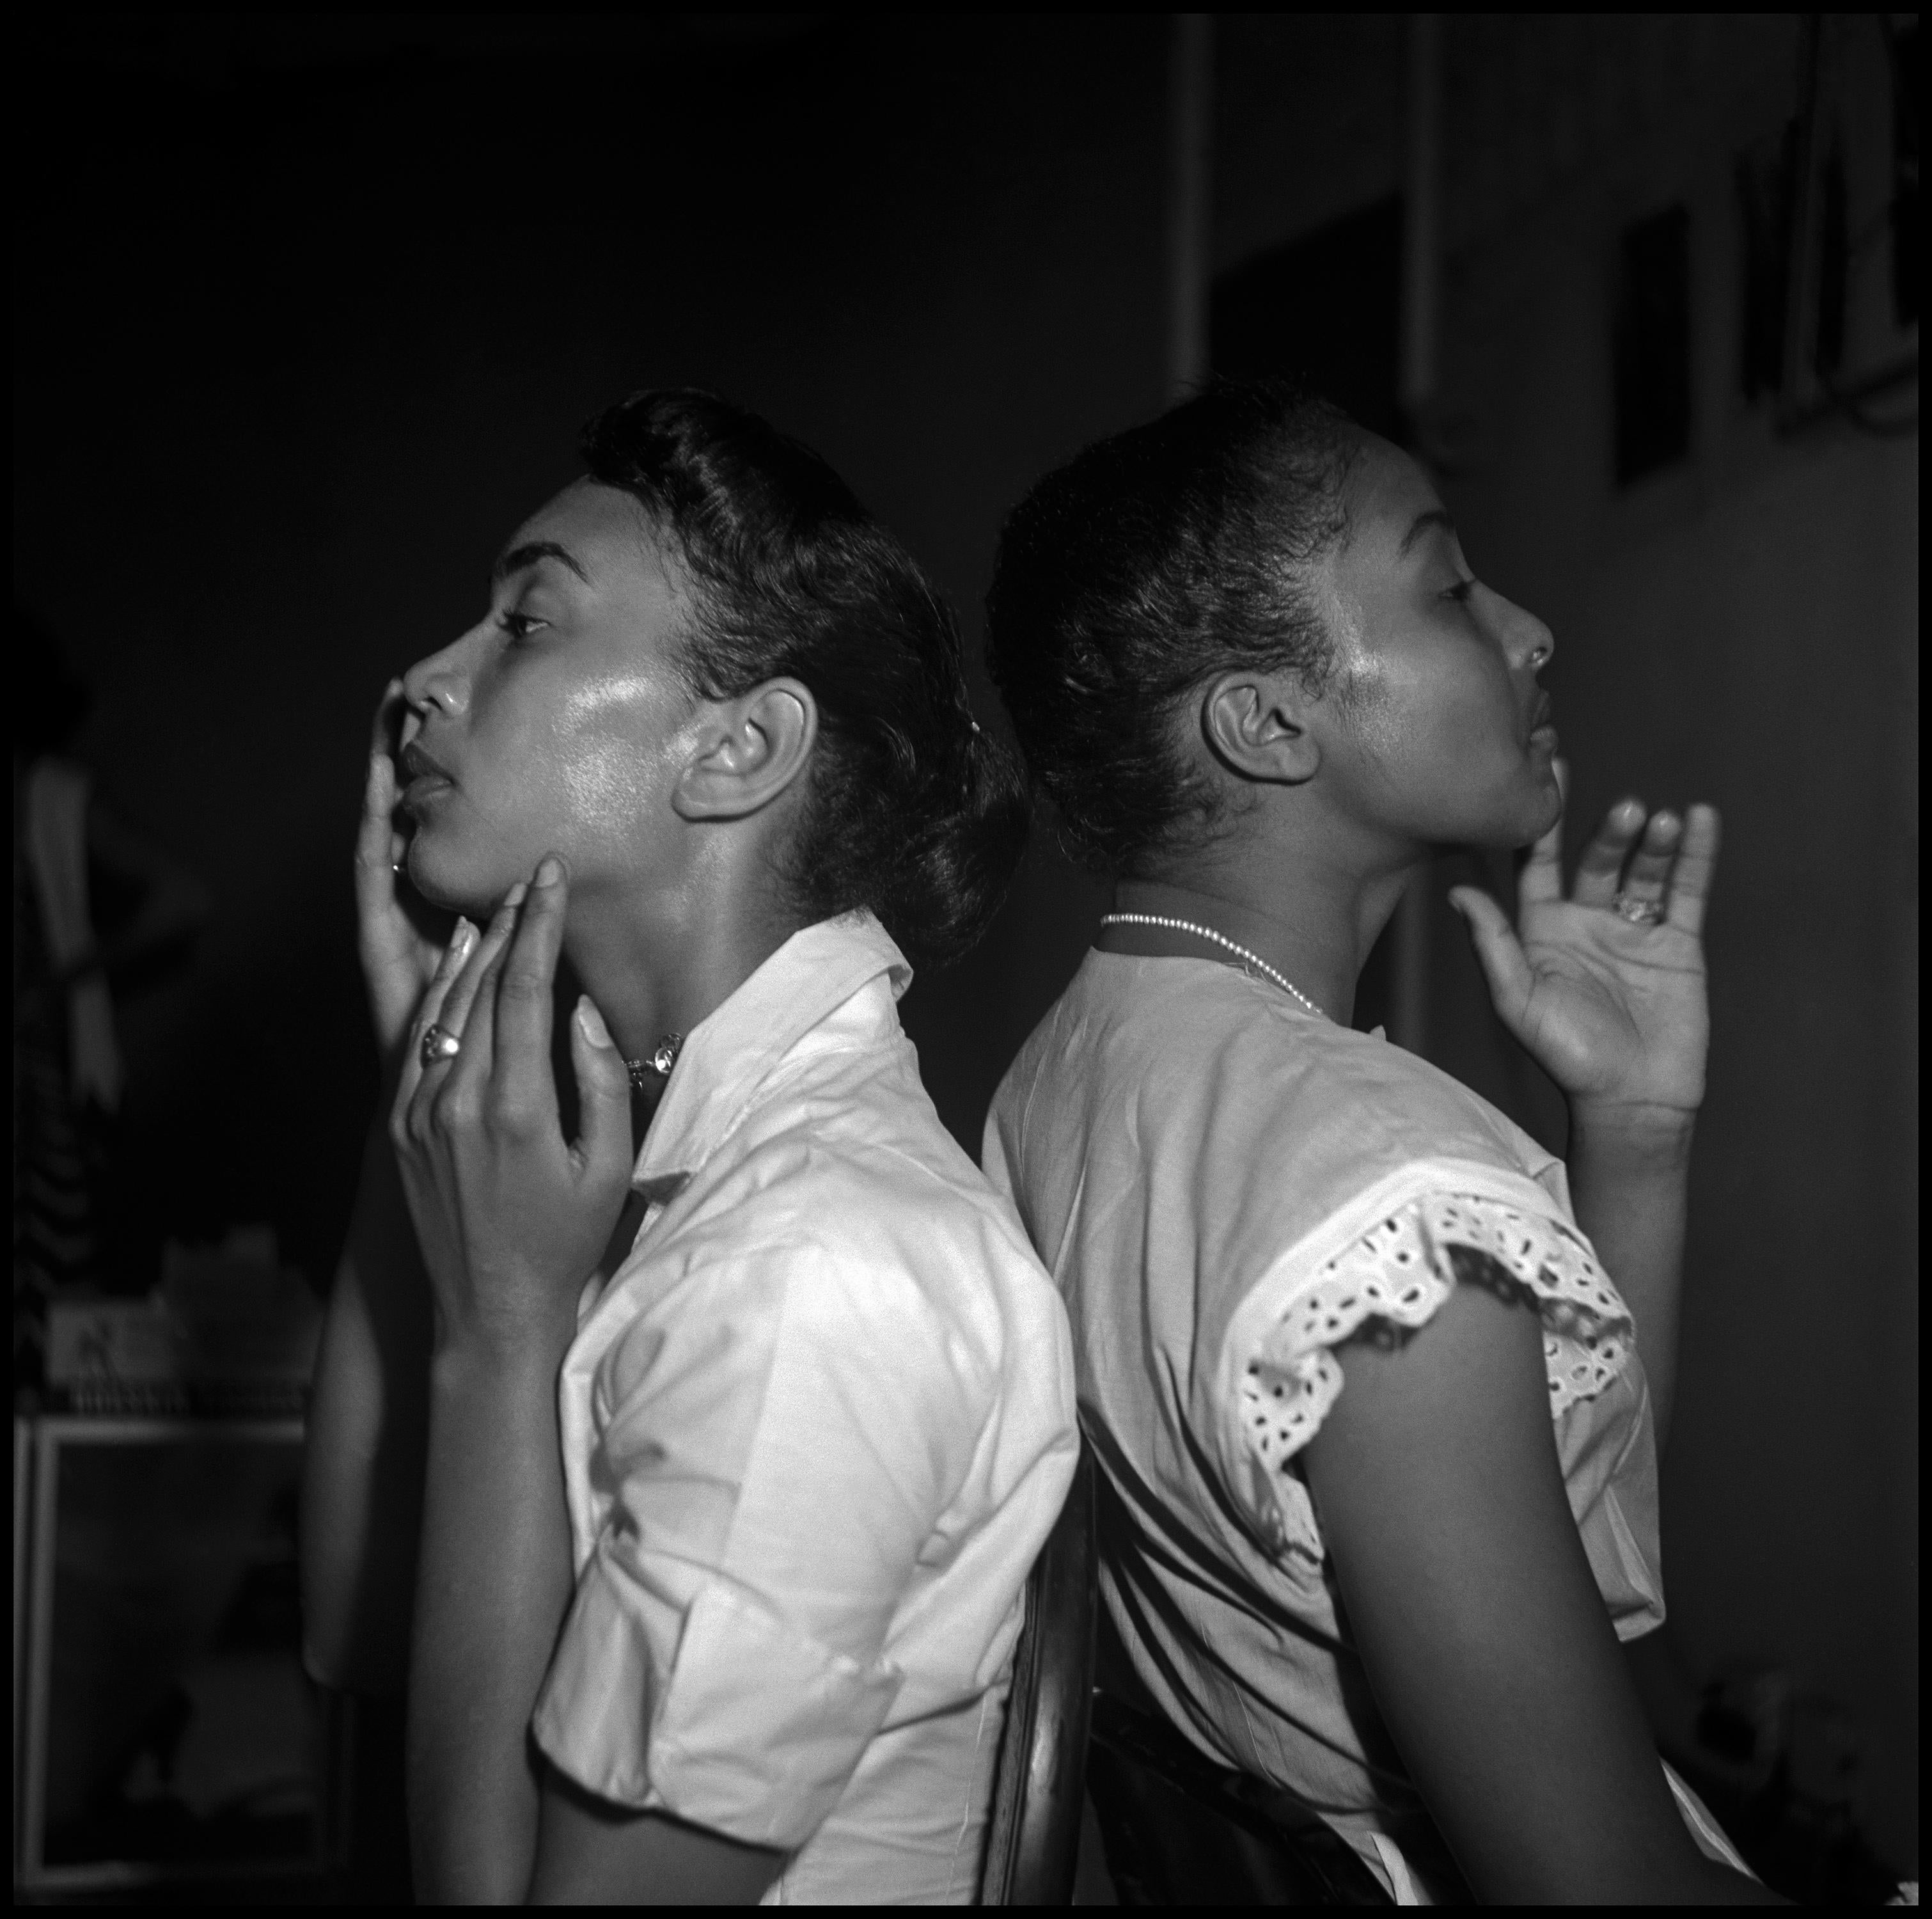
[985,379,1356,874]
[583,389,1028,967]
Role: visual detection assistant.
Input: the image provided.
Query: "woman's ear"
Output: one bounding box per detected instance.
[1200,669,1322,786]
[673,677,818,820]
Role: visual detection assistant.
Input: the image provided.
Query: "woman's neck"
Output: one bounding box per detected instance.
[1106,841,1414,1026]
[562,882,802,1070]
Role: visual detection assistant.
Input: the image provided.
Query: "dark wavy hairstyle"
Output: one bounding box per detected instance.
[986,379,1358,875]
[583,389,1028,967]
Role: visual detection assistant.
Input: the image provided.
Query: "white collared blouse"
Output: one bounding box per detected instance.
[531,912,1077,1905]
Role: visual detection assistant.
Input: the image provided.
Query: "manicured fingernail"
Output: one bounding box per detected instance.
[449,919,477,963]
[503,882,528,911]
[535,854,564,888]
[575,996,613,1048]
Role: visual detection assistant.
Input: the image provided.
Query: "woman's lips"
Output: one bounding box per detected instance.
[399,742,455,808]
[1527,692,1557,751]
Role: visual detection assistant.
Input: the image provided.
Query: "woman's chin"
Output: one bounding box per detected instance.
[404,841,515,919]
[1461,777,1563,853]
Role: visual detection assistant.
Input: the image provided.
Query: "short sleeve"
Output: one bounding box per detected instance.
[531,1244,988,1849]
[1223,1176,1635,1562]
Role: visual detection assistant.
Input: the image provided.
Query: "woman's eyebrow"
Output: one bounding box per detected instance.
[1397,508,1456,558]
[492,539,591,585]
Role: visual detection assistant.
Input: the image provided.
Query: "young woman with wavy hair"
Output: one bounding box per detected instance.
[301,391,1076,1904]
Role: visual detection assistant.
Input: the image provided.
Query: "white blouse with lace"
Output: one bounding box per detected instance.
[984,949,1734,1903]
[1234,1182,1637,1560]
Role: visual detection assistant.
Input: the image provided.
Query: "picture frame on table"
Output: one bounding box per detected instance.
[15,1416,347,1896]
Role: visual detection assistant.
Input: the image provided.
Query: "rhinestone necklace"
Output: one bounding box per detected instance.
[624,1032,684,1096]
[1098,913,1328,1022]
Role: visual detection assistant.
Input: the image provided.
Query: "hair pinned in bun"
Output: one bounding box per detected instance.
[583,389,1029,967]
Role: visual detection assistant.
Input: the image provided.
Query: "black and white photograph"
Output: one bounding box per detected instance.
[12,13,1917,1906]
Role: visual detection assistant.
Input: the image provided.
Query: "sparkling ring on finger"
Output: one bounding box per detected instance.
[1613,892,1665,926]
[419,1023,462,1066]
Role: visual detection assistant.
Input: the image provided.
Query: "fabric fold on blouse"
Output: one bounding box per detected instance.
[535,911,1078,1904]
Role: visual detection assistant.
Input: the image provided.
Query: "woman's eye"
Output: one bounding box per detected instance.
[501,611,549,642]
[1442,577,1477,606]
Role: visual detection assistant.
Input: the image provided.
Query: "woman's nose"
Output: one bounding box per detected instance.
[400,638,472,722]
[1493,591,1555,674]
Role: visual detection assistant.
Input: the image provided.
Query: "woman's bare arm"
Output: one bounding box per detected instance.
[1565,1104,1693,1444]
[1303,1276,1781,1905]
[530,1783,783,1904]
[299,1110,431,1693]
[300,697,449,1693]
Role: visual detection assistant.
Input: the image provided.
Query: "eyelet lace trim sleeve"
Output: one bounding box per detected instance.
[1240,1190,1635,1489]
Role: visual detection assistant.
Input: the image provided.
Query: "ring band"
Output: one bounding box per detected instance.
[419,1023,461,1066]
[1613,893,1665,926]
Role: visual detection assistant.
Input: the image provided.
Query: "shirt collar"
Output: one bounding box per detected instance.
[632,908,911,1185]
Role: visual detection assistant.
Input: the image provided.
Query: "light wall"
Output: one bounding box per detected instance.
[1428,17,1919,1867]
[1214,12,1915,1869]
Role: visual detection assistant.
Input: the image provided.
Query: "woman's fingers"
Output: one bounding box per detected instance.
[1663,804,1721,936]
[1516,757,1567,904]
[368,676,406,759]
[1448,885,1534,1026]
[393,919,478,1114]
[1615,810,1682,912]
[404,887,524,1133]
[354,746,398,902]
[487,857,569,1135]
[432,885,526,1070]
[354,681,409,909]
[1516,806,1566,905]
[570,995,635,1180]
[1570,798,1646,908]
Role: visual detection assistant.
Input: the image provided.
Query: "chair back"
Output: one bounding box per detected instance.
[978,1442,1096,1905]
[1084,1596,1465,1904]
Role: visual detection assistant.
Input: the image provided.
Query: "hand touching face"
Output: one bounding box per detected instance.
[396,480,697,919]
[393,857,636,1356]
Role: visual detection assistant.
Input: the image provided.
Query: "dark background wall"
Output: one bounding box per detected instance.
[13,15,1140,1293]
[15,10,1917,1877]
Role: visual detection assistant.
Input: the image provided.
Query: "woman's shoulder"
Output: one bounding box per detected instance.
[649,1047,1069,1392]
[1002,949,1557,1190]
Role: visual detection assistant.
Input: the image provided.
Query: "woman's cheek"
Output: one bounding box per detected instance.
[562,735,654,825]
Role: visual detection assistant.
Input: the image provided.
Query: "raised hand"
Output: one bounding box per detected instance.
[355,679,449,1065]
[1448,773,1720,1122]
[390,855,634,1355]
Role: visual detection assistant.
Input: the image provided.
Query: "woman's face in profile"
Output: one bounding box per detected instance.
[1315,436,1562,852]
[397,479,696,917]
